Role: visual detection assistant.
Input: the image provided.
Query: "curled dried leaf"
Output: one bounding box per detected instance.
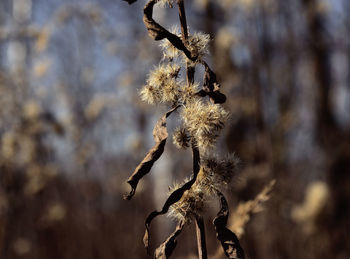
[143,0,196,61]
[154,220,185,259]
[144,146,200,253]
[203,62,218,92]
[201,62,226,104]
[124,106,179,200]
[214,191,245,259]
[173,127,190,149]
[182,100,229,150]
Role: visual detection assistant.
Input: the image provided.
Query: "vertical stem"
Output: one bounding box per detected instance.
[177,0,188,39]
[177,0,195,85]
[178,1,207,258]
[195,215,208,259]
[191,145,204,258]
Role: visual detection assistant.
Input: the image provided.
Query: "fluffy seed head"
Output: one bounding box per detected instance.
[186,32,210,63]
[198,154,240,195]
[181,100,229,150]
[159,27,181,60]
[168,180,206,222]
[140,63,181,104]
[173,127,190,149]
[178,82,199,104]
[147,63,180,87]
[139,84,162,104]
[161,78,181,103]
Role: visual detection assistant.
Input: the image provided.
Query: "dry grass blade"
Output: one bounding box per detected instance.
[213,191,245,259]
[154,220,185,259]
[124,106,179,200]
[143,0,196,61]
[143,145,200,253]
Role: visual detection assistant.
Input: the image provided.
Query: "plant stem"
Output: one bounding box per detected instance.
[177,0,188,39]
[177,0,195,84]
[195,215,208,259]
[177,1,207,258]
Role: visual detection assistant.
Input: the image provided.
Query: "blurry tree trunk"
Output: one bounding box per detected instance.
[302,0,334,139]
[302,0,350,257]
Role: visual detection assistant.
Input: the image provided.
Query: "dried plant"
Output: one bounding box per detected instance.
[123,1,246,258]
[229,180,275,239]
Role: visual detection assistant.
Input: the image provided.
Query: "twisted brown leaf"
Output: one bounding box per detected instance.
[201,62,226,104]
[143,145,200,254]
[143,0,196,61]
[214,191,245,259]
[124,106,179,200]
[154,220,185,259]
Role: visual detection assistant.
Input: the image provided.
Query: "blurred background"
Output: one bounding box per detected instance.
[0,0,349,258]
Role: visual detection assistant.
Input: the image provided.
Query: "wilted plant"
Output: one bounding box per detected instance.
[123,0,245,258]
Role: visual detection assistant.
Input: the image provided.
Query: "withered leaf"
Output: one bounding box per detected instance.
[203,63,218,92]
[144,146,200,253]
[154,220,185,259]
[143,0,196,61]
[124,106,179,200]
[214,191,245,259]
[202,62,226,104]
[207,91,226,104]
